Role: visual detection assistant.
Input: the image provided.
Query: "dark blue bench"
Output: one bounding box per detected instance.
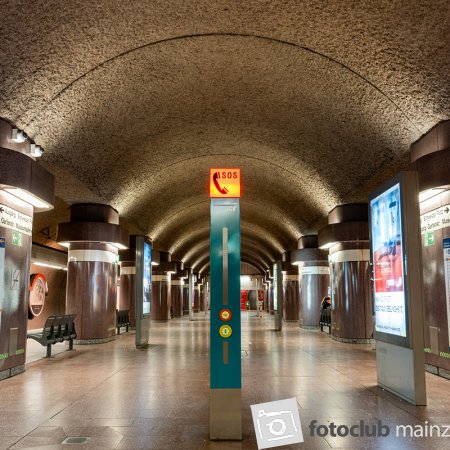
[27,314,77,357]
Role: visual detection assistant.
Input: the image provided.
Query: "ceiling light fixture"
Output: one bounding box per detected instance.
[4,188,52,209]
[27,144,44,157]
[9,128,27,143]
[418,188,446,203]
[319,241,338,250]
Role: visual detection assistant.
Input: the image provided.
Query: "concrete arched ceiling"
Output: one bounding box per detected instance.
[1,1,449,271]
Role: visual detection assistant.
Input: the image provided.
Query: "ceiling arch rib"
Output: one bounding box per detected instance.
[182,239,273,273]
[194,250,268,276]
[170,225,280,266]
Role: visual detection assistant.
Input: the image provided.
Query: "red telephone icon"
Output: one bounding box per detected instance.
[213,172,228,195]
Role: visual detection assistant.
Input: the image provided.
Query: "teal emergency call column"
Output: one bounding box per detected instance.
[210,197,242,440]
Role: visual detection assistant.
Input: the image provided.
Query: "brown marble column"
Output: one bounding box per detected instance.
[151,253,176,321]
[298,263,330,328]
[282,257,300,322]
[291,237,330,329]
[171,263,186,318]
[411,120,450,377]
[118,253,136,328]
[151,272,171,320]
[318,204,372,343]
[329,243,372,342]
[66,242,118,342]
[183,285,190,315]
[193,286,200,313]
[57,203,129,343]
[0,119,55,379]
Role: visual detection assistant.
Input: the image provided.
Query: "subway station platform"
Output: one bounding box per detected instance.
[1,313,449,450]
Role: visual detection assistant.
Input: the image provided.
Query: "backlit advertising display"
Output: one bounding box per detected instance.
[370,182,408,341]
[143,241,151,315]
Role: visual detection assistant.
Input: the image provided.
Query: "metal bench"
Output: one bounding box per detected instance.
[27,314,77,357]
[116,309,130,334]
[319,308,331,334]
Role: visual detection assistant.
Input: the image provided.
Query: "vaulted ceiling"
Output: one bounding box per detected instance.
[1,1,449,272]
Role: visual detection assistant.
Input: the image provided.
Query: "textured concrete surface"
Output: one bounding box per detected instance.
[1,1,449,270]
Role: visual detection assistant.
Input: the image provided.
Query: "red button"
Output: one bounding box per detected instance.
[219,308,232,321]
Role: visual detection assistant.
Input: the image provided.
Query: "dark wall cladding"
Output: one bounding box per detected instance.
[420,190,450,372]
[27,265,67,330]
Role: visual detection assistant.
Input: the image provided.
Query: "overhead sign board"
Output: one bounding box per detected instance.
[0,204,32,236]
[209,168,241,198]
[420,204,450,234]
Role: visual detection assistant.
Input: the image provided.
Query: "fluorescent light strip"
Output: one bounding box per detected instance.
[4,188,52,209]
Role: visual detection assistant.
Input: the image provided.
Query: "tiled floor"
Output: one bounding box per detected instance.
[1,313,450,449]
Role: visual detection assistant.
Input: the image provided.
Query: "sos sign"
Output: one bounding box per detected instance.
[209,168,241,198]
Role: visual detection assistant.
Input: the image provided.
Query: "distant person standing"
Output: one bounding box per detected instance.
[321,296,331,309]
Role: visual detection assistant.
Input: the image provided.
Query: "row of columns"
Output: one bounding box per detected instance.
[263,205,372,343]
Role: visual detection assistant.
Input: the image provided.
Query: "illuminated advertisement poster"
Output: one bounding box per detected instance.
[370,183,407,337]
[443,239,450,349]
[143,241,151,315]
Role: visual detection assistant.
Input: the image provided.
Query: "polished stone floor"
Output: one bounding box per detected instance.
[1,313,450,449]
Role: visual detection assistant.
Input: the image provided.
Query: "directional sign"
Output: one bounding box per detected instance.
[420,205,450,234]
[0,204,33,236]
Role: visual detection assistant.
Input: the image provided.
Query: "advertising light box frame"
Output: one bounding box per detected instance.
[369,171,422,349]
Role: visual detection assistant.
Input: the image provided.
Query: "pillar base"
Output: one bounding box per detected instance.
[210,388,242,440]
[75,336,116,345]
[300,324,320,330]
[332,336,374,344]
[0,364,25,380]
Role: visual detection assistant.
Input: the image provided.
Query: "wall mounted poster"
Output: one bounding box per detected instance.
[443,238,450,350]
[370,183,407,338]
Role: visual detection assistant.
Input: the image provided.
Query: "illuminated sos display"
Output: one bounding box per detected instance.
[209,169,241,198]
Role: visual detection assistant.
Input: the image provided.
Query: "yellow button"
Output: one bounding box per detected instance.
[219,324,232,338]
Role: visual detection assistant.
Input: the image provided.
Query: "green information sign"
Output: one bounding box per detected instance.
[12,231,22,247]
[424,232,435,247]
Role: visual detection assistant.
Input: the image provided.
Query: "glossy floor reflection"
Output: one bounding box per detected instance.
[1,313,450,449]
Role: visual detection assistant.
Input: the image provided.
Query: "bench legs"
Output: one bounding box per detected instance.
[68,339,74,351]
[46,344,52,358]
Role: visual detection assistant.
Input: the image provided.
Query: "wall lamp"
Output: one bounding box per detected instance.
[9,128,28,143]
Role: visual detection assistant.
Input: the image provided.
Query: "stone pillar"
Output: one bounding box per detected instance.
[118,248,136,327]
[198,276,206,312]
[318,204,372,342]
[0,120,54,379]
[151,252,176,321]
[193,276,200,313]
[411,120,450,378]
[171,262,186,318]
[57,204,128,343]
[282,254,300,321]
[182,267,192,315]
[291,236,330,329]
